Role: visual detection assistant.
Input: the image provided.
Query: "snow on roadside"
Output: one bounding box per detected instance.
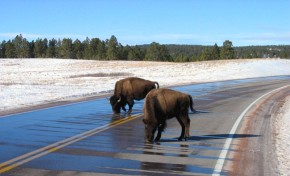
[1,58,290,112]
[274,96,290,176]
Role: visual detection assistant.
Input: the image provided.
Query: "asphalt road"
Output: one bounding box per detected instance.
[1,76,289,176]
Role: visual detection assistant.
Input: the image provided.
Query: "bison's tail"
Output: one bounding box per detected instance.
[188,95,196,113]
[154,82,159,89]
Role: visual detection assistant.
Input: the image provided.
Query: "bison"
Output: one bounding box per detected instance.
[142,88,195,142]
[110,77,159,114]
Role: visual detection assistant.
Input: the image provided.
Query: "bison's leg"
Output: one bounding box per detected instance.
[121,106,126,112]
[185,117,191,140]
[126,98,134,114]
[151,127,157,142]
[176,116,186,141]
[155,123,166,141]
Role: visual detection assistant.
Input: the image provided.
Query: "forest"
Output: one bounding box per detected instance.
[1,34,290,62]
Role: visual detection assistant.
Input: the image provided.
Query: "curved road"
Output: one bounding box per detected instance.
[0,76,289,176]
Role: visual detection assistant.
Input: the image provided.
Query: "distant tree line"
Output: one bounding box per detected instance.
[1,34,290,61]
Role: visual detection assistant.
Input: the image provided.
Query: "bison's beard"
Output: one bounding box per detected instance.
[109,95,120,113]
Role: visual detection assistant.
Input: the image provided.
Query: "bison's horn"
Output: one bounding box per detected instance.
[117,97,121,102]
[154,82,159,89]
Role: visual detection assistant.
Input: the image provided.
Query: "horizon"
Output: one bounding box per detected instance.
[1,1,290,47]
[2,34,290,47]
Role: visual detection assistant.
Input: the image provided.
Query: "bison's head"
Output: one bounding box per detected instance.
[109,95,122,114]
[142,119,155,143]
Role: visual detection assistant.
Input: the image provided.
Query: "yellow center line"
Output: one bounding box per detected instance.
[0,114,143,174]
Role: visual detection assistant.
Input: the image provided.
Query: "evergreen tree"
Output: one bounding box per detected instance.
[34,38,48,58]
[73,39,83,59]
[128,46,144,61]
[174,54,190,62]
[82,37,91,59]
[59,38,73,58]
[28,40,35,58]
[106,35,119,60]
[119,45,129,60]
[47,38,57,58]
[145,42,171,61]
[13,34,31,58]
[90,38,102,59]
[211,43,220,60]
[97,40,106,60]
[0,41,5,58]
[4,40,16,58]
[220,40,235,59]
[200,47,212,61]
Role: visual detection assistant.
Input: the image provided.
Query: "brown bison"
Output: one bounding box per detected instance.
[110,77,159,114]
[143,88,195,142]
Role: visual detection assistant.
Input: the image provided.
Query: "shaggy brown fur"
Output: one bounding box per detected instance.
[143,88,195,142]
[110,77,159,114]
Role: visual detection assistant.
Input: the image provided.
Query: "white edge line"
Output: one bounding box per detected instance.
[212,85,289,176]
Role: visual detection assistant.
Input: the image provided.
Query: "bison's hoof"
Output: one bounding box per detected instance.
[178,137,183,141]
[154,137,161,141]
[145,140,153,143]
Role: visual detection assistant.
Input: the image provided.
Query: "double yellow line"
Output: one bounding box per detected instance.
[0,114,143,174]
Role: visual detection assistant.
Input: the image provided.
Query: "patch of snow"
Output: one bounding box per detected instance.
[274,96,290,176]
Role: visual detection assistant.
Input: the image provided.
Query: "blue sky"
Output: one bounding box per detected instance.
[1,0,290,46]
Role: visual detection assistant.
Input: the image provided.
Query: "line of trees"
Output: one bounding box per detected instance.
[1,34,290,61]
[0,34,145,60]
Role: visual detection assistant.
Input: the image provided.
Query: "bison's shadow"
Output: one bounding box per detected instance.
[158,134,260,142]
[190,109,210,114]
[188,134,261,141]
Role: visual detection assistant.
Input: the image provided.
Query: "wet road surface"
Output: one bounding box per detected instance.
[0,76,289,175]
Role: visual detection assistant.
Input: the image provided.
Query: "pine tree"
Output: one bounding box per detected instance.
[59,38,73,59]
[13,34,31,58]
[200,47,212,61]
[106,35,119,60]
[0,41,6,58]
[145,42,171,61]
[211,43,220,60]
[4,40,16,58]
[220,40,235,59]
[47,39,57,58]
[73,39,83,59]
[34,38,48,58]
[82,37,91,59]
[90,38,102,59]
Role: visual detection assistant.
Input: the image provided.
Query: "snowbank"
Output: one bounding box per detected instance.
[274,96,290,175]
[1,58,290,112]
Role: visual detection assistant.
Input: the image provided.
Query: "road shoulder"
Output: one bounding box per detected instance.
[225,86,290,176]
